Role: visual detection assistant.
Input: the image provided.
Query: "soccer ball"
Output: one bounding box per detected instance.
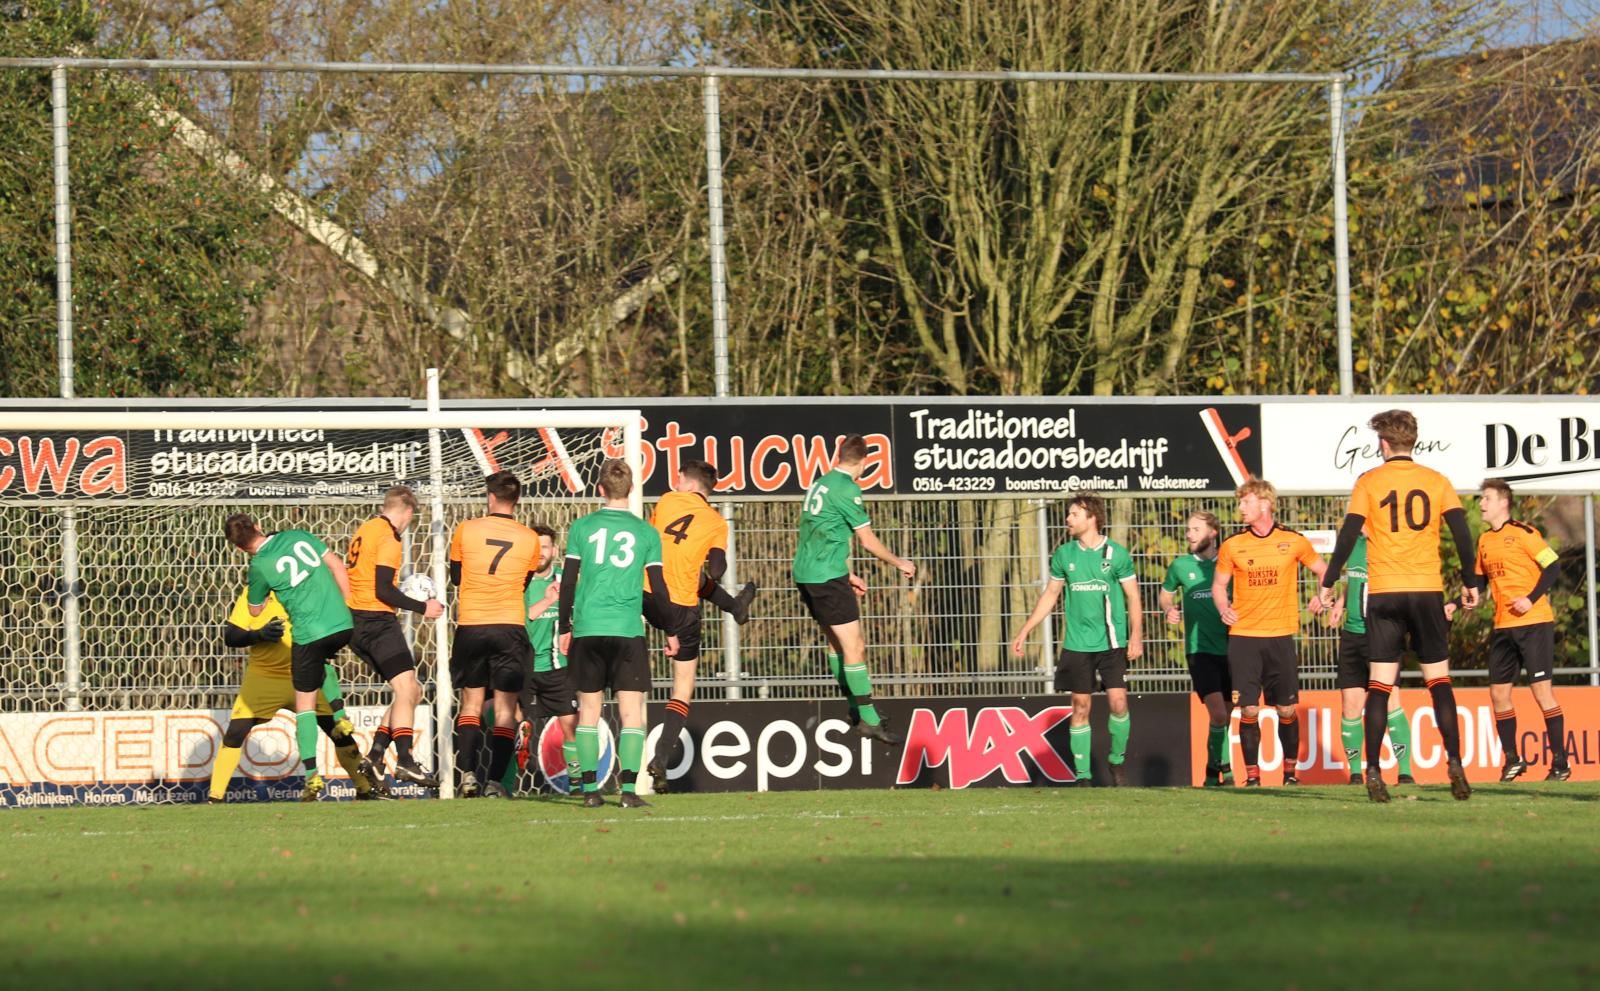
[399,573,437,602]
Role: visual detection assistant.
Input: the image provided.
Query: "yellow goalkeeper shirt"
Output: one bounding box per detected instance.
[228,588,293,677]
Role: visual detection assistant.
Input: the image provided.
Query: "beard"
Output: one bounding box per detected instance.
[1189,535,1215,556]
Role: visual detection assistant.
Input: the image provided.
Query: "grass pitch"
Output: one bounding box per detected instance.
[3,784,1597,991]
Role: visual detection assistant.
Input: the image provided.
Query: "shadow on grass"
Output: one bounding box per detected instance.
[2,840,1595,991]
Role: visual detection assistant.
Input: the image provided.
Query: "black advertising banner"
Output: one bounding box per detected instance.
[0,398,1258,502]
[642,694,1193,793]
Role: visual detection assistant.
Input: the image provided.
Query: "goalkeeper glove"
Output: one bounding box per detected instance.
[253,618,286,644]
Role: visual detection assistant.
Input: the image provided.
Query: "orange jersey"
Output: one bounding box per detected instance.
[649,491,728,607]
[345,515,404,612]
[1346,457,1463,593]
[1216,525,1320,638]
[450,513,541,626]
[1477,521,1559,629]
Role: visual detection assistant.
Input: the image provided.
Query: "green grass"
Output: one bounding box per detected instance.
[3,784,1598,990]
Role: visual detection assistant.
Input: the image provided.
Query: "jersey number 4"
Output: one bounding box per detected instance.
[662,514,694,544]
[586,528,637,567]
[276,541,324,588]
[1378,489,1431,532]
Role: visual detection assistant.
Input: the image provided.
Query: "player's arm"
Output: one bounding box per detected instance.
[1158,563,1181,624]
[246,563,269,617]
[1302,545,1328,615]
[373,565,430,614]
[856,524,915,579]
[321,549,352,600]
[558,555,580,631]
[1212,550,1238,626]
[224,619,284,648]
[448,524,464,586]
[1010,578,1064,657]
[1121,576,1144,661]
[1321,514,1364,588]
[1443,505,1483,606]
[1514,534,1561,616]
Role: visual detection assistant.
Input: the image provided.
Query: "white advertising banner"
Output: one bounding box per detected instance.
[0,705,433,806]
[1259,399,1600,493]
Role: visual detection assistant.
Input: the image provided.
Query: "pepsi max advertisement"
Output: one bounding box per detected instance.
[505,694,1194,795]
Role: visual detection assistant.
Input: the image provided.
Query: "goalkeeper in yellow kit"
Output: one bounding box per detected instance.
[207,588,379,803]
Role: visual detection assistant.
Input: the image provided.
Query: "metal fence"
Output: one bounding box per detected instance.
[5,490,1594,714]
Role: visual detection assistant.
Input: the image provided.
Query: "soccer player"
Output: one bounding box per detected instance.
[226,513,360,802]
[208,588,378,802]
[1469,478,1569,782]
[1159,511,1231,787]
[346,485,445,791]
[645,459,759,793]
[1319,409,1482,804]
[559,459,677,809]
[1012,492,1143,787]
[1213,479,1326,788]
[1327,533,1414,786]
[516,523,576,790]
[449,470,543,799]
[794,435,916,745]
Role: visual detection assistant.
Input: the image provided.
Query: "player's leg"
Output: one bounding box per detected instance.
[1336,631,1368,784]
[320,662,353,735]
[455,685,486,796]
[1102,650,1131,786]
[572,637,609,807]
[559,713,580,787]
[616,685,649,808]
[649,608,703,792]
[832,620,899,743]
[1267,639,1301,785]
[700,574,759,625]
[1408,593,1469,800]
[208,716,267,803]
[386,670,434,785]
[1523,624,1568,779]
[316,706,376,799]
[290,636,342,800]
[1058,650,1095,785]
[1228,640,1265,787]
[1384,689,1413,783]
[484,689,521,798]
[1190,653,1231,786]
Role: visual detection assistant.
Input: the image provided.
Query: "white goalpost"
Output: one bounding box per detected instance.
[0,393,642,804]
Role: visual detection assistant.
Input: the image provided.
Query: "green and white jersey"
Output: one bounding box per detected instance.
[793,468,870,584]
[565,507,662,639]
[525,566,564,671]
[247,529,353,643]
[1049,537,1136,653]
[1343,536,1369,635]
[1161,553,1228,656]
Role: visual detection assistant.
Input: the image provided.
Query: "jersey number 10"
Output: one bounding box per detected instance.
[1378,489,1431,532]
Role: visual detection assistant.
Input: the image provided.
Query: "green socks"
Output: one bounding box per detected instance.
[295,710,319,774]
[1206,723,1228,768]
[1342,717,1364,775]
[1108,712,1130,766]
[576,725,600,793]
[619,727,645,794]
[1387,707,1413,777]
[1069,724,1091,777]
[827,653,857,721]
[320,663,349,724]
[842,663,881,726]
[563,740,580,784]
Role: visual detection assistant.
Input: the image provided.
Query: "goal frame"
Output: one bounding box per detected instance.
[0,402,643,801]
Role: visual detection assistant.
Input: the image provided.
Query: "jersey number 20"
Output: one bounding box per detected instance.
[276,541,324,587]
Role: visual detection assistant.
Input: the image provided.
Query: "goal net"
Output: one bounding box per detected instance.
[0,404,641,806]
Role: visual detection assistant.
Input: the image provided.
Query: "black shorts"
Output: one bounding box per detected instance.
[571,636,651,694]
[798,577,860,628]
[1228,635,1299,708]
[291,629,352,693]
[1489,623,1556,685]
[1366,591,1450,664]
[524,666,579,718]
[1187,652,1231,701]
[644,598,704,662]
[1054,648,1128,694]
[451,624,532,694]
[349,610,416,682]
[1335,629,1370,690]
